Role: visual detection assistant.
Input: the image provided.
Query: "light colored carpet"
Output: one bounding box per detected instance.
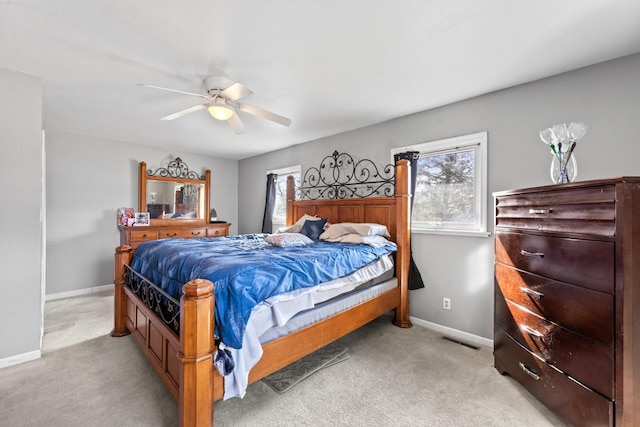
[262,342,349,393]
[43,290,116,353]
[0,289,564,427]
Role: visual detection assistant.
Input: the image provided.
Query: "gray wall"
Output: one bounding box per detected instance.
[238,53,640,340]
[45,130,239,295]
[0,69,43,360]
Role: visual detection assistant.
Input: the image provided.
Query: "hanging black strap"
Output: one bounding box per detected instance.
[394,151,425,290]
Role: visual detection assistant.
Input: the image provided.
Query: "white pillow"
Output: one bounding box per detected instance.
[265,233,314,247]
[320,223,390,240]
[276,214,321,234]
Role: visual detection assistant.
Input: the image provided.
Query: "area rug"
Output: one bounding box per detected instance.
[262,342,349,393]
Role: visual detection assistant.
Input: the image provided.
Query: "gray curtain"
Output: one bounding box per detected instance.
[261,173,277,233]
[394,152,425,290]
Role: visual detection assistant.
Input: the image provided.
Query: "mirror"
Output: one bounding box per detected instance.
[139,158,211,225]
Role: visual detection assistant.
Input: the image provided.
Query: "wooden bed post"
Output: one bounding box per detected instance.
[286,175,295,226]
[394,159,412,328]
[111,245,132,337]
[138,161,146,214]
[179,279,215,427]
[204,169,211,224]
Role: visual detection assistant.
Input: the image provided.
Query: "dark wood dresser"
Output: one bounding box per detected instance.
[493,177,640,426]
[119,222,230,250]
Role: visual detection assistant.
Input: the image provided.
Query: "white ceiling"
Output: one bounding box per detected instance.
[2,1,640,160]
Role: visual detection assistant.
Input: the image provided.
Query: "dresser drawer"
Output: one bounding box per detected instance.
[159,228,207,239]
[130,230,159,243]
[494,327,613,426]
[495,185,615,236]
[206,227,227,237]
[121,223,231,249]
[495,263,614,345]
[495,231,614,294]
[496,296,614,399]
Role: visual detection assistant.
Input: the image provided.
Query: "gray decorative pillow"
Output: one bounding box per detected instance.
[265,233,314,247]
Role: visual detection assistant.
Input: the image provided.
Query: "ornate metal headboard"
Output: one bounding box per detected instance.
[297,151,394,200]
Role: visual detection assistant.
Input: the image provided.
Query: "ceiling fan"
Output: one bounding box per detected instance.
[138,76,291,134]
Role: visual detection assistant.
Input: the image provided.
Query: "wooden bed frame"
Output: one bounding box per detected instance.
[111,159,412,426]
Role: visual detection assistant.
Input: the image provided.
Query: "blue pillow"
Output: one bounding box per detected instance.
[299,218,327,240]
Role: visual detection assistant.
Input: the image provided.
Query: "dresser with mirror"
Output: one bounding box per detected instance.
[119,157,230,249]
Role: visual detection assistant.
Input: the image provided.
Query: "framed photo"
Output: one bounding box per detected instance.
[117,207,135,226]
[134,212,150,226]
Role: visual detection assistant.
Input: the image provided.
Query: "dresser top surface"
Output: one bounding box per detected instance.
[494,176,640,198]
[119,222,230,231]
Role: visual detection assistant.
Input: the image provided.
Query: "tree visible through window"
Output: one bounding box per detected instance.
[392,132,487,235]
[414,149,475,226]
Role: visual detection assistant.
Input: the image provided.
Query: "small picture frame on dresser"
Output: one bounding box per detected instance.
[134,212,150,226]
[117,207,135,226]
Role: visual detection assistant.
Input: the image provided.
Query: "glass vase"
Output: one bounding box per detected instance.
[550,154,577,184]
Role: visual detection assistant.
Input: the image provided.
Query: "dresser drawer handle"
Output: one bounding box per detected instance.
[521,325,544,338]
[520,249,544,258]
[166,233,177,237]
[529,208,552,214]
[519,362,541,381]
[520,287,544,300]
[191,231,201,236]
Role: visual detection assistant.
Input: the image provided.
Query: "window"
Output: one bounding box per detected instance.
[392,132,488,236]
[268,165,301,230]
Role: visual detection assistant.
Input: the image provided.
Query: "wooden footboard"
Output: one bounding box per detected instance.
[112,158,412,427]
[112,247,215,424]
[113,260,403,424]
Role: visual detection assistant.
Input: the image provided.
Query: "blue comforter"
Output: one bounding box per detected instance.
[130,234,396,349]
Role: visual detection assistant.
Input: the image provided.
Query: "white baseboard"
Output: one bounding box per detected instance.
[45,283,114,302]
[410,316,493,349]
[0,349,41,370]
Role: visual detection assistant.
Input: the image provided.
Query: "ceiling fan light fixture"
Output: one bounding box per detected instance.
[207,104,235,121]
[141,77,290,131]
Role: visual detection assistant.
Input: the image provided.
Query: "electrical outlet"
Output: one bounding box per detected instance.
[443,297,451,310]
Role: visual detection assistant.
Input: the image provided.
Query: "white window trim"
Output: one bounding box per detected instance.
[267,165,302,177]
[391,132,490,238]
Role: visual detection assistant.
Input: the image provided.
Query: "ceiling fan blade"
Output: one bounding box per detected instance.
[222,82,254,101]
[227,113,246,134]
[237,103,291,127]
[138,83,210,99]
[161,104,208,120]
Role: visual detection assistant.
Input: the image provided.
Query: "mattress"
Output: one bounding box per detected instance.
[259,276,396,343]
